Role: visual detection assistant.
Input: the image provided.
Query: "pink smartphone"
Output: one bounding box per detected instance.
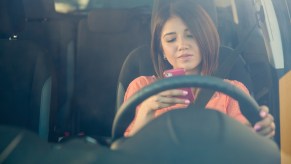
[163,68,195,102]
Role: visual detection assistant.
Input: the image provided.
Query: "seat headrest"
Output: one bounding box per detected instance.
[88,9,132,33]
[22,0,56,19]
[0,0,26,37]
[195,0,218,25]
[152,0,218,27]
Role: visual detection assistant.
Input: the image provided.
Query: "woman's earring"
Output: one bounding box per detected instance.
[163,55,167,60]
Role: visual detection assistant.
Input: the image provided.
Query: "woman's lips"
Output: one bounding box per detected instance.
[178,54,193,60]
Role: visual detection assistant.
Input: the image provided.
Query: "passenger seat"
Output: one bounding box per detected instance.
[0,0,53,141]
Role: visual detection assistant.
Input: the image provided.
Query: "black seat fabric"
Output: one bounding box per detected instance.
[73,8,151,138]
[21,0,80,141]
[0,0,53,141]
[116,45,155,110]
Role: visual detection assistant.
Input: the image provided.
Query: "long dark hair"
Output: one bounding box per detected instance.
[151,0,220,78]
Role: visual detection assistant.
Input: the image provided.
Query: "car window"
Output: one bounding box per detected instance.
[54,0,153,13]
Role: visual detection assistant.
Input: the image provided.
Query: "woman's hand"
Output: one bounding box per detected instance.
[254,106,275,138]
[140,89,191,113]
[128,89,191,136]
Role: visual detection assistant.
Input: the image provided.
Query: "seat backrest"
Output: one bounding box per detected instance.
[116,0,219,110]
[21,0,79,141]
[0,0,53,141]
[116,45,154,111]
[73,8,151,138]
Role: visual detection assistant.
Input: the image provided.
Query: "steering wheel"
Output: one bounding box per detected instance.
[112,75,262,141]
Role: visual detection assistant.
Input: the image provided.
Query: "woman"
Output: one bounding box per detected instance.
[123,0,275,138]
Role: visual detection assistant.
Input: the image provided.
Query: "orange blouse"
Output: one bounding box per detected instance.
[124,76,250,136]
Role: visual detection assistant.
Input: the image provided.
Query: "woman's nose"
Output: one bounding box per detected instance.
[178,37,189,51]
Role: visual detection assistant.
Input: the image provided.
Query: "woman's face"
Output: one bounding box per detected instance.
[161,16,202,75]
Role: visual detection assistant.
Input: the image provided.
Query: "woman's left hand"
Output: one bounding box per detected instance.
[253,105,276,138]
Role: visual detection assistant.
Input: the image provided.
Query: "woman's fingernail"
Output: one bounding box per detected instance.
[183,91,188,95]
[185,100,190,104]
[254,124,261,131]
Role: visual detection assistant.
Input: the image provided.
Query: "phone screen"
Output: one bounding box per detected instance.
[163,68,195,102]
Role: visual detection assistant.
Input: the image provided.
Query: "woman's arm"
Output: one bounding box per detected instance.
[123,76,191,137]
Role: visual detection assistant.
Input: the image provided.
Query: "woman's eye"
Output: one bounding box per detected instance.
[165,37,176,43]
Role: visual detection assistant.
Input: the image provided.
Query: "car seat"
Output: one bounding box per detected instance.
[70,7,152,143]
[0,0,54,141]
[116,0,254,110]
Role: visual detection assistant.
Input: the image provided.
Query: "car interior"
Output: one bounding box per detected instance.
[1,0,290,163]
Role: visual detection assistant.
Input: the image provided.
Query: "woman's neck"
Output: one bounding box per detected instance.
[185,68,202,75]
[184,65,202,75]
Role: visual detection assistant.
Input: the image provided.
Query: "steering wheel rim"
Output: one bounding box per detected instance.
[112,75,261,141]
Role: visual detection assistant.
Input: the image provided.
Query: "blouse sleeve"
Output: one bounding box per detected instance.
[225,80,251,125]
[123,76,155,137]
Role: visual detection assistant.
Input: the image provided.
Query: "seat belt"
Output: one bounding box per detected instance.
[190,21,259,110]
[191,51,240,109]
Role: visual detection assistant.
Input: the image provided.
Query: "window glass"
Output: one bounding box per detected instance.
[54,0,153,13]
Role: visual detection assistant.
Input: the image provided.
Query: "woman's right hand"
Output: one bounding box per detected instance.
[128,89,191,136]
[141,89,191,111]
[137,89,191,121]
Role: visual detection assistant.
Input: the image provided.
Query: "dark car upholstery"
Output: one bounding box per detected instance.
[0,0,53,140]
[72,7,151,138]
